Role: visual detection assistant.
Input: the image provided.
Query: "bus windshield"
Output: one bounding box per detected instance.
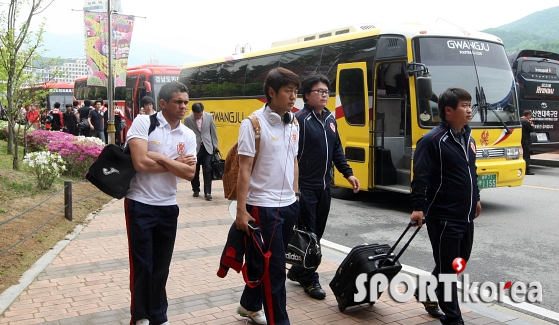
[415,37,520,128]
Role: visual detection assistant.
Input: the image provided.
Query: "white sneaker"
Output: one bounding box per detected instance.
[159,322,170,325]
[135,319,149,325]
[237,305,267,325]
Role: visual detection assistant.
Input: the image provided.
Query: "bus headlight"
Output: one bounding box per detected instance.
[505,147,522,159]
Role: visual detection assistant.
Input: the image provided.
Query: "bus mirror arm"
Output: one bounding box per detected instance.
[406,62,430,77]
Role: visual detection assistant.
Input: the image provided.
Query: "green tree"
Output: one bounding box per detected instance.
[0,0,53,169]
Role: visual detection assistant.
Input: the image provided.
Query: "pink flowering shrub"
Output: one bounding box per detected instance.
[26,130,105,178]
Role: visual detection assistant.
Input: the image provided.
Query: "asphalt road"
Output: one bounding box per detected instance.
[322,164,559,318]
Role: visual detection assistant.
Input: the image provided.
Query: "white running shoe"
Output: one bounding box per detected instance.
[159,322,170,325]
[237,305,267,325]
[135,319,149,325]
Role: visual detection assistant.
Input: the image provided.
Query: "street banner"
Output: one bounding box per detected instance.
[84,12,135,87]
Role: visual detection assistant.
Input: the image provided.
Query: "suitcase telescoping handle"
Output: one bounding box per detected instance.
[378,219,425,268]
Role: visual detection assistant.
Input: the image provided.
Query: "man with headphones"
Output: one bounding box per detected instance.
[287,73,360,300]
[234,67,300,325]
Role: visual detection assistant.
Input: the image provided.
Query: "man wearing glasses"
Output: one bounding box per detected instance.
[287,73,360,299]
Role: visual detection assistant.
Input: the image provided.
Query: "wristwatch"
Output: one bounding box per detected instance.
[295,192,301,197]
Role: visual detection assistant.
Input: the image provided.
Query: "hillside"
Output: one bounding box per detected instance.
[482,6,559,53]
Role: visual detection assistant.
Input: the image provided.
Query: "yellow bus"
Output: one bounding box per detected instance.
[180,23,525,197]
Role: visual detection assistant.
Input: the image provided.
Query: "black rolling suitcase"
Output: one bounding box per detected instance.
[329,220,423,312]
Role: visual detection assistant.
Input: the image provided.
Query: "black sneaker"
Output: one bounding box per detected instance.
[414,292,444,318]
[193,191,199,197]
[304,283,326,300]
[205,194,212,201]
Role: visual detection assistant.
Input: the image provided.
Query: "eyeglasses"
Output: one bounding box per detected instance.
[311,89,330,96]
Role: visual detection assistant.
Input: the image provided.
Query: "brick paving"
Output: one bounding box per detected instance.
[0,181,531,325]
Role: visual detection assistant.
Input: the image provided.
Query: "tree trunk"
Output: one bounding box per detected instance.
[7,123,14,154]
[12,124,20,170]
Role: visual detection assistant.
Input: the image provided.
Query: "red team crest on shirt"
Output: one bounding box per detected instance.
[291,131,297,142]
[177,142,185,155]
[330,122,335,132]
[470,141,476,154]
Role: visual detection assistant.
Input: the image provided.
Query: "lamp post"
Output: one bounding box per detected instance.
[107,0,115,145]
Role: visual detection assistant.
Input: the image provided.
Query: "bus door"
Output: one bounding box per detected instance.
[335,63,370,191]
[373,62,411,192]
[137,74,148,108]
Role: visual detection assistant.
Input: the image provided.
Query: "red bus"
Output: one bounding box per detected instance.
[22,81,74,110]
[73,64,181,123]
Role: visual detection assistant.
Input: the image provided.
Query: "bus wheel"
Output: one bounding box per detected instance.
[330,186,356,200]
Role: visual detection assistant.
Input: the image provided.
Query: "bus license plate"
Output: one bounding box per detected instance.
[478,174,496,189]
[536,133,548,141]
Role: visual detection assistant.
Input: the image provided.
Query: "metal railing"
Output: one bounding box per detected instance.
[0,180,102,256]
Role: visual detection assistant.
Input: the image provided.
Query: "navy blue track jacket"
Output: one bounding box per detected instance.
[410,121,480,223]
[296,104,354,189]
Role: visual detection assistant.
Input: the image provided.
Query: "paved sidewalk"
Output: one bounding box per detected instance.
[0,181,551,325]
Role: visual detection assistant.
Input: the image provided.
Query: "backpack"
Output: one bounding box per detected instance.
[222,115,260,200]
[86,114,159,199]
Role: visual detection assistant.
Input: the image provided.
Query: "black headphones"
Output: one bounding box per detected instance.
[266,107,295,125]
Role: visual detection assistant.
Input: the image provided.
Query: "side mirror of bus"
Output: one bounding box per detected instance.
[144,81,152,92]
[416,76,432,101]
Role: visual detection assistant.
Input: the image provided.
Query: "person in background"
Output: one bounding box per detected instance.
[26,104,40,130]
[287,73,360,300]
[100,99,109,144]
[125,81,196,325]
[184,102,218,200]
[50,102,64,131]
[235,67,300,325]
[521,110,535,175]
[410,88,482,325]
[78,100,92,137]
[114,105,126,146]
[88,100,105,142]
[63,103,78,135]
[139,95,156,115]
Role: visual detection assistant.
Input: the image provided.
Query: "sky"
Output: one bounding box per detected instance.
[11,0,559,63]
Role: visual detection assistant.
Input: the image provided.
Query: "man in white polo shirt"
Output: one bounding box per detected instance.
[125,81,197,325]
[234,67,300,325]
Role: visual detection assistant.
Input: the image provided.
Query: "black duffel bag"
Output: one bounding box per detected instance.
[286,223,322,269]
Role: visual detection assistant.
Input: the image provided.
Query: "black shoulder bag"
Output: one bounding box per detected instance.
[86,114,159,199]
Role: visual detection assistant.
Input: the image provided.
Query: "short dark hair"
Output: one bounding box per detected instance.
[73,101,79,107]
[94,100,103,106]
[522,110,532,117]
[84,99,91,107]
[301,73,330,103]
[65,103,72,108]
[158,81,189,102]
[54,102,60,109]
[140,95,155,108]
[191,102,204,113]
[263,67,300,103]
[438,88,472,121]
